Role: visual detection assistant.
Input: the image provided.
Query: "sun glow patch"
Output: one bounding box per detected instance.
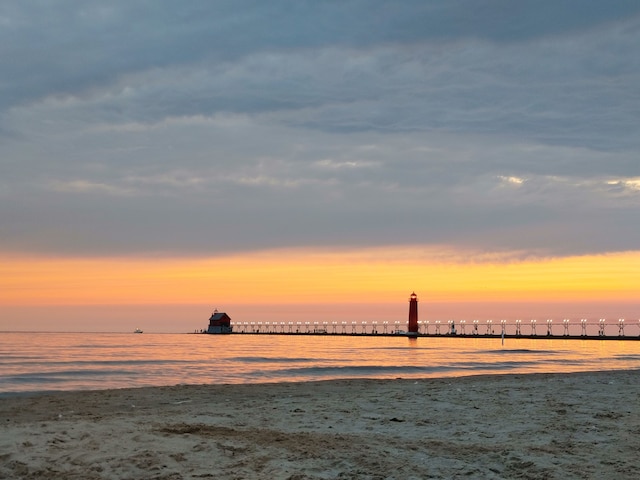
[606,178,640,192]
[622,178,640,191]
[498,175,525,185]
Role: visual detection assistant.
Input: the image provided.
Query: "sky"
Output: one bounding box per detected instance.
[1,1,639,332]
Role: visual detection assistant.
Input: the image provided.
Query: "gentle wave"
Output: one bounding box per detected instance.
[2,332,640,394]
[472,349,561,355]
[231,356,321,363]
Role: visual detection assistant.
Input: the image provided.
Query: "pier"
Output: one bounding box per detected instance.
[223,318,640,340]
[204,294,638,339]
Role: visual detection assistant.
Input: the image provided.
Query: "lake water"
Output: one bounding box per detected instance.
[1,332,639,396]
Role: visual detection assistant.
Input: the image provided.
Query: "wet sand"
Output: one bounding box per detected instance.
[1,370,639,479]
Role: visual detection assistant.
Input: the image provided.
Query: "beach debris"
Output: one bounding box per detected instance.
[215,442,245,456]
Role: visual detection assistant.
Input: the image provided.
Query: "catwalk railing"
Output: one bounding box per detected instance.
[222,318,639,339]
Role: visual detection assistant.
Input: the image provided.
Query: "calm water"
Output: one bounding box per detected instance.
[1,332,639,396]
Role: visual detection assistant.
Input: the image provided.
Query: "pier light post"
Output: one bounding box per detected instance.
[313,321,319,333]
[473,320,479,335]
[486,320,493,335]
[546,319,553,336]
[435,320,441,335]
[424,320,430,334]
[563,319,569,336]
[618,319,625,337]
[599,318,606,336]
[580,319,587,336]
[296,321,301,333]
[460,320,466,335]
[447,320,452,335]
[372,321,378,334]
[531,319,537,336]
[352,321,358,334]
[417,320,422,334]
[501,320,507,336]
[288,321,293,333]
[341,321,347,334]
[382,321,388,334]
[394,320,400,334]
[361,321,367,334]
[515,319,521,336]
[332,321,337,334]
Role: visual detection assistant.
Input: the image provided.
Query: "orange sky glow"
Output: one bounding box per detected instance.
[2,247,638,308]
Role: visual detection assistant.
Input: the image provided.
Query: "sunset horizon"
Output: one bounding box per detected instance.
[2,246,638,332]
[2,2,638,332]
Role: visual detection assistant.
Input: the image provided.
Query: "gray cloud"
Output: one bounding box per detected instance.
[1,1,639,258]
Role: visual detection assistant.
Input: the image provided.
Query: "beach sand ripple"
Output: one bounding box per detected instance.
[1,371,639,479]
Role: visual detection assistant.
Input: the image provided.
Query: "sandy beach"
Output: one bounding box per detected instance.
[1,370,639,479]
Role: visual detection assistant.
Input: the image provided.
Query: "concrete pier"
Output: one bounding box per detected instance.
[222,319,640,340]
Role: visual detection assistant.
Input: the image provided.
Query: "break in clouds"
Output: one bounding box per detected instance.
[1,1,639,258]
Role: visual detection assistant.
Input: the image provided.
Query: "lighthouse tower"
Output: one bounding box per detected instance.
[408,292,419,334]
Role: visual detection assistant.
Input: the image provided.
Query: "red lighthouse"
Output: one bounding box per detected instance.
[408,292,419,334]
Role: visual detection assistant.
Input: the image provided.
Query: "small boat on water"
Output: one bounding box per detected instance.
[134,327,143,333]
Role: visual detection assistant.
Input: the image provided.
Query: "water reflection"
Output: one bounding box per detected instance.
[1,332,639,394]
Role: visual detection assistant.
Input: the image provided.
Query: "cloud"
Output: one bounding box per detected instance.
[1,1,639,258]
